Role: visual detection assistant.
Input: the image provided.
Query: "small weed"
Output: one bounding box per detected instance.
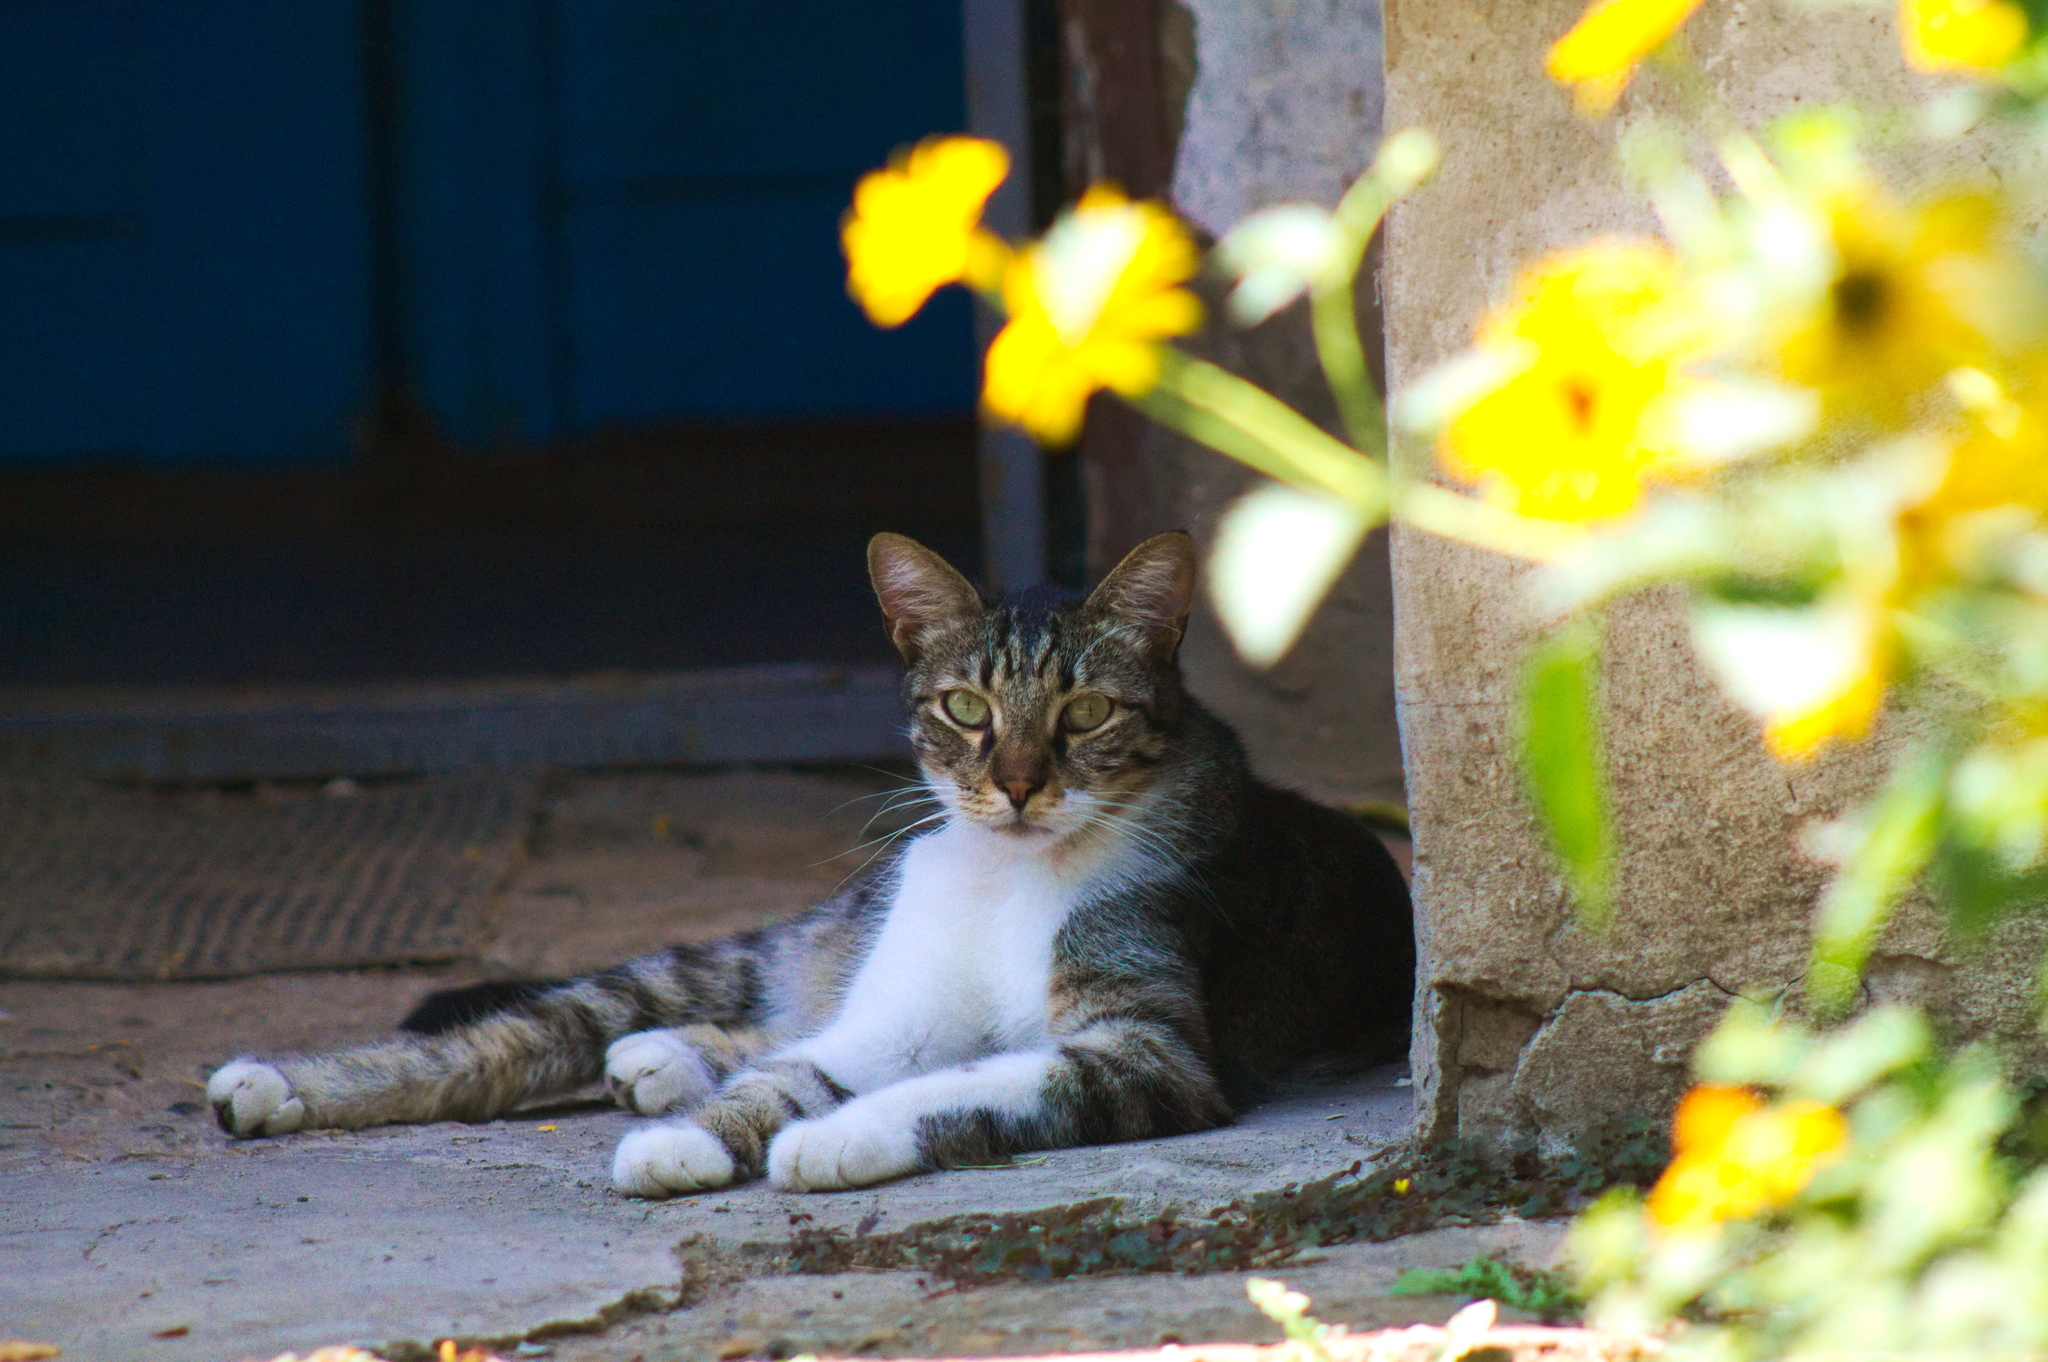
[1391,1253,1582,1324]
[1247,1277,1337,1362]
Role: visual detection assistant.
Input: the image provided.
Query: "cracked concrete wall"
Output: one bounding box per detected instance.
[1383,0,2048,1149]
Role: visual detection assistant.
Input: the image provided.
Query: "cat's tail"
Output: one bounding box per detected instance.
[207,931,783,1138]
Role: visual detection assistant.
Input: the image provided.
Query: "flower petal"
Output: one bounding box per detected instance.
[1208,483,1374,667]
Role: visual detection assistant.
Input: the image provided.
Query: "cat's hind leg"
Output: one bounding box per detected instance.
[207,1058,308,1136]
[209,941,766,1137]
[604,1023,773,1115]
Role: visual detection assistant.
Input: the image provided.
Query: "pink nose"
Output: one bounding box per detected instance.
[1002,779,1039,809]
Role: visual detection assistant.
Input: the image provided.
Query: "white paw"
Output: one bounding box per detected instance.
[206,1059,307,1137]
[611,1122,739,1199]
[605,1030,716,1115]
[767,1107,919,1192]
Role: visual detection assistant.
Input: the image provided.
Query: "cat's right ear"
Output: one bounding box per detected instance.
[867,533,985,663]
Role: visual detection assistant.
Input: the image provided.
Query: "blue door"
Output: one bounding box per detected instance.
[0,0,975,464]
[0,0,373,464]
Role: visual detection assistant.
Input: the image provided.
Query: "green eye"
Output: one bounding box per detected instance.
[1062,693,1112,732]
[942,690,990,727]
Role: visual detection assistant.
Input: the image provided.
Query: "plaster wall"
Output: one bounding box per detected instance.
[1382,0,2048,1148]
[1159,0,1407,807]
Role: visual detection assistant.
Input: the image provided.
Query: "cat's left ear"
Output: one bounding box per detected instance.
[1085,531,1197,661]
[868,532,985,663]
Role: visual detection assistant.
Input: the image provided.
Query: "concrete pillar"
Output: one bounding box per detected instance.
[1382,0,2048,1149]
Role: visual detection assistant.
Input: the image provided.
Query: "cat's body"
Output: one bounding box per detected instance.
[208,533,1413,1197]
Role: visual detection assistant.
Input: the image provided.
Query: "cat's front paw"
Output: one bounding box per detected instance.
[767,1107,919,1192]
[605,1029,715,1115]
[207,1059,307,1137]
[612,1122,739,1198]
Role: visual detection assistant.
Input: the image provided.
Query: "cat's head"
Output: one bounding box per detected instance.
[868,532,1197,839]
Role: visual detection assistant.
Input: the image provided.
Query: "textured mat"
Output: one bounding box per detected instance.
[0,776,534,980]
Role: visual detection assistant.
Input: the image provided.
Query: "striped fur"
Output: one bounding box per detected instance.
[208,532,1413,1197]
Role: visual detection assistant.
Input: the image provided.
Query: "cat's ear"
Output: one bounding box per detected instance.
[868,533,985,663]
[1085,531,1197,661]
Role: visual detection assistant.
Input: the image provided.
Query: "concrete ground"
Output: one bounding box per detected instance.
[0,770,1536,1362]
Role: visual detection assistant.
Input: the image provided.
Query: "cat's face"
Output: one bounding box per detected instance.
[868,532,1197,840]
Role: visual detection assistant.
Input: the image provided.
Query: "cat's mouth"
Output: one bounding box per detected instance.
[958,794,1061,835]
[966,802,1048,835]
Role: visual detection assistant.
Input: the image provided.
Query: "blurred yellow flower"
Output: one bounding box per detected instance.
[1764,636,1891,760]
[842,136,1011,328]
[982,186,1203,446]
[1647,1085,1847,1229]
[1899,371,2048,586]
[1772,188,2013,425]
[1438,239,1713,522]
[1694,589,1894,762]
[1900,0,2029,76]
[1545,0,1705,115]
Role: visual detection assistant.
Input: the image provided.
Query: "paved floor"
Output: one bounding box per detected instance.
[1,770,1500,1362]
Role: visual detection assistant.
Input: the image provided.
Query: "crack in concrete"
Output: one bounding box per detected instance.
[378,1282,685,1362]
[80,1217,141,1263]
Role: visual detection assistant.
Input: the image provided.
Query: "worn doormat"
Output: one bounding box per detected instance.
[0,775,535,980]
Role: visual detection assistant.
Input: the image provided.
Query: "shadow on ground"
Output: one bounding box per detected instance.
[1,769,1524,1362]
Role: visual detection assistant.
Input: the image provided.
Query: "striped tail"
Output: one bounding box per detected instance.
[210,936,775,1136]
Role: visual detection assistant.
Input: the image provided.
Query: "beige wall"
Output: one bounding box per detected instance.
[1152,0,1407,808]
[1383,0,2048,1148]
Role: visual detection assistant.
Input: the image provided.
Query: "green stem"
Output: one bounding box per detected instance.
[1147,349,1383,509]
[1309,174,1396,455]
[1139,346,1579,562]
[1648,45,1784,205]
[1310,282,1385,456]
[1392,478,1585,562]
[1806,741,1949,1020]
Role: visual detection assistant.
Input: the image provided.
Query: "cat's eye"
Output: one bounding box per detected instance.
[1061,693,1113,732]
[942,690,990,727]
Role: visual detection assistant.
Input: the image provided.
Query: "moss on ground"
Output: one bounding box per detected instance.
[748,1124,1666,1288]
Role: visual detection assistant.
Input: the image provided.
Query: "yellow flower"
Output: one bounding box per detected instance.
[1901,0,2029,76]
[1647,1085,1848,1229]
[1438,239,1713,522]
[1764,639,1891,761]
[1545,0,1706,116]
[1899,372,2048,584]
[1771,188,2014,426]
[842,136,1011,328]
[1695,586,1894,762]
[982,186,1203,446]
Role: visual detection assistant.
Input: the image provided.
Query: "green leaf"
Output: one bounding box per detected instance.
[1807,747,1947,1019]
[1390,1256,1581,1323]
[1520,615,1617,928]
[1693,997,1812,1088]
[1788,1006,1933,1106]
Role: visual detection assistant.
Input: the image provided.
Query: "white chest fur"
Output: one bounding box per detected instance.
[800,822,1117,1094]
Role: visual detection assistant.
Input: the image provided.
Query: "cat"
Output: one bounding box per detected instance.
[206,531,1414,1198]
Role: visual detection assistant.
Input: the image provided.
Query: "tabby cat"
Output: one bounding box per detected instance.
[207,531,1414,1198]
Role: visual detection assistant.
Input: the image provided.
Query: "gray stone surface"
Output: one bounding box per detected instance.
[1380,0,2048,1149]
[544,1219,1568,1362]
[1172,0,1386,239]
[0,769,1442,1361]
[0,664,904,784]
[1,1064,1415,1361]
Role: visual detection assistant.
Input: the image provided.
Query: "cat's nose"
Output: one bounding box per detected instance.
[1002,778,1040,809]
